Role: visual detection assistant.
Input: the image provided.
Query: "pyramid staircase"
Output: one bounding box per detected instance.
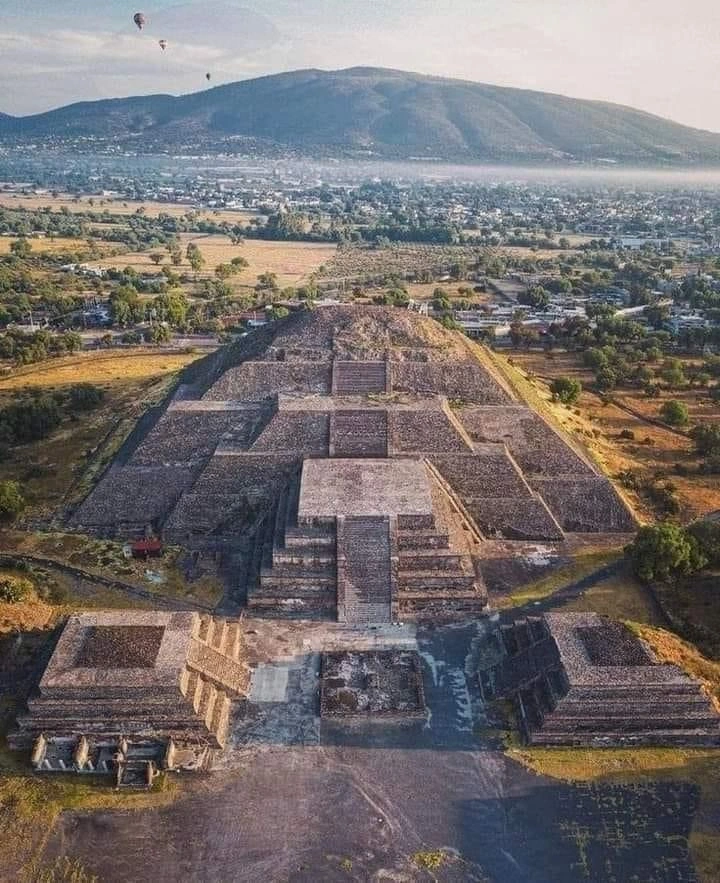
[395,516,487,619]
[332,360,389,395]
[336,516,393,625]
[248,473,337,619]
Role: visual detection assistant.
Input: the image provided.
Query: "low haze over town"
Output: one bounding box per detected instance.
[1,3,720,882]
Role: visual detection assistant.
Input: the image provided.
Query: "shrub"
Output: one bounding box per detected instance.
[0,480,25,523]
[68,383,105,412]
[687,520,720,567]
[691,423,720,457]
[0,574,33,603]
[660,400,689,427]
[550,376,582,405]
[619,429,635,440]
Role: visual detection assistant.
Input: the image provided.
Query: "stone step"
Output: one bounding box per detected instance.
[334,361,388,395]
[254,582,338,600]
[398,571,477,591]
[397,597,488,618]
[529,729,720,747]
[397,531,451,551]
[398,550,465,571]
[247,597,336,619]
[539,712,720,734]
[568,683,705,701]
[260,570,336,590]
[272,548,335,567]
[557,697,714,717]
[343,603,392,625]
[285,526,335,548]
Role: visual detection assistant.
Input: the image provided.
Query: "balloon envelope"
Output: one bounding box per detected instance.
[133,12,146,30]
[159,39,168,50]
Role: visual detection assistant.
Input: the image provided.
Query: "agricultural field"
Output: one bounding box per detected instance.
[319,243,488,282]
[95,235,336,286]
[495,349,720,522]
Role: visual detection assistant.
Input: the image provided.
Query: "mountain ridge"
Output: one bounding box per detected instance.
[2,66,719,166]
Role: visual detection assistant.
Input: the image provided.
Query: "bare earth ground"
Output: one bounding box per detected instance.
[38,618,704,883]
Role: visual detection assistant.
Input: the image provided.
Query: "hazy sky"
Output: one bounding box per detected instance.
[1,0,719,131]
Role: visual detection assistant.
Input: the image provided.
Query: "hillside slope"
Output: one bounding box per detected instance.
[2,67,719,165]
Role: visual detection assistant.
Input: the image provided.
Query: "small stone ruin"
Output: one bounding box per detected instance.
[480,612,720,747]
[10,611,251,784]
[320,650,426,720]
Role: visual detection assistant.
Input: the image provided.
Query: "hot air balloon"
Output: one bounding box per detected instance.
[133,12,146,30]
[159,39,168,51]
[206,73,212,82]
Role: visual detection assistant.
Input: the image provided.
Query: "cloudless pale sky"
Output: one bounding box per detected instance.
[1,0,719,131]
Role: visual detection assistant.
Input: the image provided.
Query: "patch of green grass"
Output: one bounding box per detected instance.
[412,849,447,870]
[499,550,622,609]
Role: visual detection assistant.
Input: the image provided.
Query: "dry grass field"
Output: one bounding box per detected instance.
[496,349,720,522]
[0,192,258,224]
[96,235,337,286]
[0,350,198,393]
[0,235,89,255]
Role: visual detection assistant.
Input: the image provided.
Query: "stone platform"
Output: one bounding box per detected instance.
[481,612,720,747]
[298,458,433,522]
[320,650,426,719]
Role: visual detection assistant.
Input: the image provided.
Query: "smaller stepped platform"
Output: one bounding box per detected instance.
[10,611,251,775]
[482,612,720,748]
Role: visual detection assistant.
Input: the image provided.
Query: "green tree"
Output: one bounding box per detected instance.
[268,304,289,321]
[550,376,582,405]
[149,252,164,266]
[518,285,550,310]
[595,366,617,392]
[0,480,25,523]
[9,237,31,258]
[691,423,720,457]
[185,243,205,276]
[660,400,689,427]
[625,523,707,583]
